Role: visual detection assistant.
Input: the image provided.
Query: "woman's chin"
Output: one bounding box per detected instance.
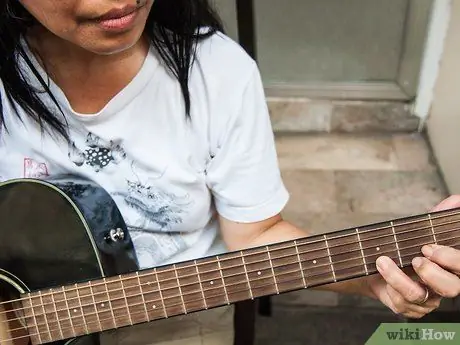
[78,30,147,56]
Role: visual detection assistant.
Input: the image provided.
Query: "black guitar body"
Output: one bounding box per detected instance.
[0,175,139,345]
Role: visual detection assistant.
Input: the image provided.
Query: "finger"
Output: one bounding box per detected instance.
[386,285,441,316]
[422,245,460,274]
[376,256,428,304]
[431,195,460,212]
[413,256,460,298]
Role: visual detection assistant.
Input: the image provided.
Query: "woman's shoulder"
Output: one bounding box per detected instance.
[193,31,258,88]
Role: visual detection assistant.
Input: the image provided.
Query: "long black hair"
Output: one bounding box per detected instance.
[0,0,224,140]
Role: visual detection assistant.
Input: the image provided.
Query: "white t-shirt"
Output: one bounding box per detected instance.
[0,32,289,270]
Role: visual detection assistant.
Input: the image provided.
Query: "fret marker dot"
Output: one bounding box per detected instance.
[313,260,317,264]
[257,271,262,276]
[101,303,105,308]
[376,247,381,252]
[73,309,78,313]
[152,305,157,309]
[210,281,214,285]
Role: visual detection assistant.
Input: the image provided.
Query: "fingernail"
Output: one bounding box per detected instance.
[413,257,424,268]
[422,244,438,258]
[376,257,390,271]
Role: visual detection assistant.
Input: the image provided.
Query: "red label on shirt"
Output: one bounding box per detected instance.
[23,158,49,179]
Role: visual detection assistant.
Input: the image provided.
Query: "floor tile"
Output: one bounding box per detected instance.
[392,133,438,171]
[276,134,399,171]
[335,171,447,215]
[282,170,337,214]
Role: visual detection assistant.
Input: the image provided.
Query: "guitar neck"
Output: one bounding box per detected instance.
[23,208,460,344]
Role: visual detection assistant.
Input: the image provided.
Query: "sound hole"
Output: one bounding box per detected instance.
[0,278,30,345]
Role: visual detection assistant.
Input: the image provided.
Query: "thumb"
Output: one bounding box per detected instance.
[432,195,460,212]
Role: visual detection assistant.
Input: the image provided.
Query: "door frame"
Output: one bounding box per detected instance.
[235,0,434,101]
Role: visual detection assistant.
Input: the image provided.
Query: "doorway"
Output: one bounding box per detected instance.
[212,0,433,101]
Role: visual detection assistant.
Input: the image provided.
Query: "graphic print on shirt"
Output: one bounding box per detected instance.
[113,163,194,232]
[128,229,188,268]
[68,132,127,172]
[23,158,49,179]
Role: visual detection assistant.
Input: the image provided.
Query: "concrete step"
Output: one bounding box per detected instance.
[269,98,420,133]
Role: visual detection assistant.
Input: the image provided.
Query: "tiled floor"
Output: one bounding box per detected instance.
[255,132,456,345]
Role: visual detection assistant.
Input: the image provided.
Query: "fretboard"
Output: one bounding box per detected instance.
[22,208,460,344]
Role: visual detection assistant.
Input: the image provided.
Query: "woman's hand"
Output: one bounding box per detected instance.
[413,195,460,300]
[366,195,460,319]
[366,258,443,319]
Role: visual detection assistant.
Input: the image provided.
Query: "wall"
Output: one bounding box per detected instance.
[427,0,460,193]
[211,0,239,40]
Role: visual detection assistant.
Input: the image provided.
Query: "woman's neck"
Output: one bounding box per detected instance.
[27,27,150,114]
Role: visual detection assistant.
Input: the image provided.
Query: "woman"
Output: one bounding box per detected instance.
[1,0,460,344]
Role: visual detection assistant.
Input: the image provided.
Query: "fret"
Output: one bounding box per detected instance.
[195,260,208,310]
[240,251,254,300]
[217,256,230,305]
[359,222,400,273]
[62,285,87,336]
[102,278,117,329]
[219,253,252,303]
[37,290,54,341]
[75,282,103,334]
[268,242,305,293]
[430,209,460,249]
[18,297,39,345]
[241,248,278,298]
[324,235,337,282]
[120,278,133,325]
[428,214,437,244]
[390,222,404,267]
[38,288,69,341]
[173,264,187,314]
[197,257,229,307]
[393,216,434,266]
[27,293,43,344]
[154,268,169,318]
[74,284,90,334]
[136,272,151,322]
[88,282,103,331]
[90,278,117,331]
[49,289,65,340]
[294,240,308,288]
[118,273,150,325]
[327,230,367,281]
[296,236,335,286]
[137,270,168,320]
[105,276,132,328]
[266,246,280,294]
[60,286,77,338]
[174,262,205,313]
[356,229,369,275]
[156,266,186,317]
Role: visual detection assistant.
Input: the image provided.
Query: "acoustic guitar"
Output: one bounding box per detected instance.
[0,175,459,345]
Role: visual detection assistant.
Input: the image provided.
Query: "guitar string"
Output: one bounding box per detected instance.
[1,224,458,329]
[4,240,460,344]
[1,219,459,319]
[3,231,460,333]
[1,209,457,310]
[2,209,457,308]
[20,224,459,313]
